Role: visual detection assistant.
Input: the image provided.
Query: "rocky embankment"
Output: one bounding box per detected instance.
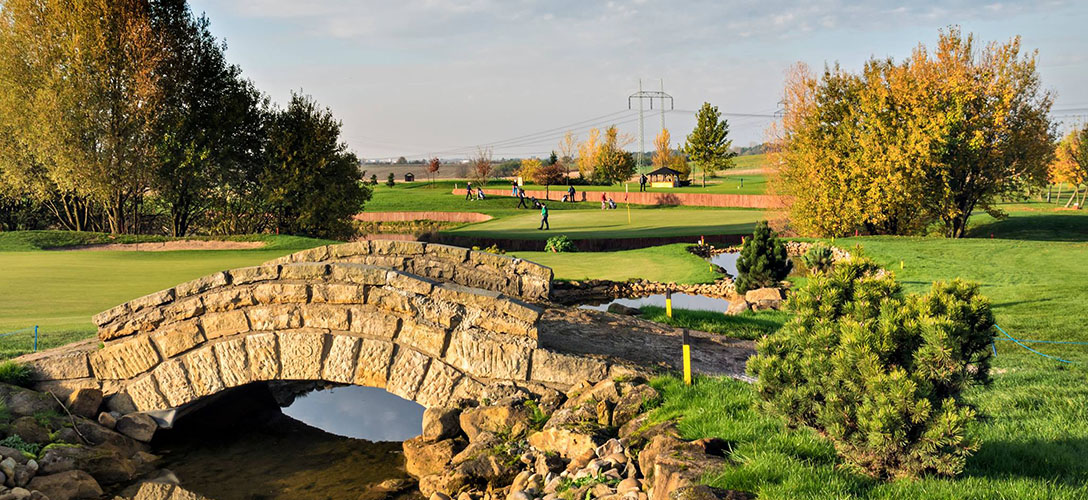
[0,383,164,500]
[403,376,751,500]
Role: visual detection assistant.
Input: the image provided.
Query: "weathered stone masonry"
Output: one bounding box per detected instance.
[19,241,626,414]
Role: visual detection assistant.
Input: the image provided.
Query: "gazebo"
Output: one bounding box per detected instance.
[646,166,683,188]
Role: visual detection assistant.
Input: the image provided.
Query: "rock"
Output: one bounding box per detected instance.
[459,399,531,442]
[9,487,29,500]
[37,443,139,485]
[73,419,146,456]
[562,379,622,411]
[10,464,33,488]
[667,485,752,500]
[596,400,614,426]
[10,417,51,445]
[0,386,60,418]
[612,385,660,429]
[607,303,642,316]
[528,427,605,460]
[27,470,102,500]
[96,412,117,430]
[0,458,17,485]
[508,491,532,500]
[724,299,749,316]
[510,470,531,492]
[751,298,782,311]
[418,471,471,498]
[422,407,462,442]
[534,452,565,476]
[65,389,103,419]
[743,287,782,302]
[0,447,30,465]
[618,477,640,494]
[115,413,157,442]
[403,436,466,478]
[430,493,453,500]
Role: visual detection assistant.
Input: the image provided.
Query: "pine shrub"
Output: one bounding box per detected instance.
[747,259,995,479]
[801,243,835,274]
[735,221,792,293]
[386,172,396,187]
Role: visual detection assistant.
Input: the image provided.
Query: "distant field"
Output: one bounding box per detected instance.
[445,207,766,240]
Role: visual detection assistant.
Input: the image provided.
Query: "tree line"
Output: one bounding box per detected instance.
[0,0,369,238]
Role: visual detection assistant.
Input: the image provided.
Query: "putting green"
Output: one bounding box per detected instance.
[445,207,766,240]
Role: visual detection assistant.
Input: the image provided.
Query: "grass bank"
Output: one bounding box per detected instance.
[511,244,719,284]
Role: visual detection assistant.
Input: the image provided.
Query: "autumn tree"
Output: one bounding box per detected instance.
[776,28,1055,238]
[470,147,494,186]
[653,128,689,178]
[558,131,577,179]
[517,157,542,183]
[0,0,165,233]
[533,163,566,201]
[1049,127,1088,207]
[684,102,734,188]
[593,126,635,185]
[576,129,601,180]
[427,157,441,185]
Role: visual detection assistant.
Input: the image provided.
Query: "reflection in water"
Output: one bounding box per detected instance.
[283,385,424,441]
[150,383,423,500]
[707,252,740,276]
[580,293,731,313]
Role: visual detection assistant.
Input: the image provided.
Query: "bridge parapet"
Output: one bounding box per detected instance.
[264,240,553,303]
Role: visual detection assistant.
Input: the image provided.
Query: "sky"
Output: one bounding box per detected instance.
[188,0,1088,161]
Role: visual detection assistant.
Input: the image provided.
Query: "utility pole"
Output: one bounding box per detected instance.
[629,79,673,175]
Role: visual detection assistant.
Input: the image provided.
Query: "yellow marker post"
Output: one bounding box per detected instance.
[665,290,673,318]
[625,183,631,224]
[682,329,692,385]
[900,260,904,270]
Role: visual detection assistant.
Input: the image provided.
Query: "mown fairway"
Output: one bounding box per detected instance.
[446,207,766,240]
[511,243,720,283]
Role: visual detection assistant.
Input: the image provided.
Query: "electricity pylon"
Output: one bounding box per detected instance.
[628,79,674,174]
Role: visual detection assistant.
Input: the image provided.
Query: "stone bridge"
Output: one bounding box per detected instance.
[19,240,754,416]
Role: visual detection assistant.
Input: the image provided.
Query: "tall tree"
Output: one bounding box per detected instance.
[653,128,689,178]
[684,102,734,188]
[1050,127,1088,208]
[470,147,493,186]
[0,0,165,233]
[427,157,441,185]
[593,126,635,185]
[576,128,601,180]
[151,0,266,236]
[558,131,577,179]
[261,92,370,238]
[776,28,1055,237]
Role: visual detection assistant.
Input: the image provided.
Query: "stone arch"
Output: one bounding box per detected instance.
[23,253,613,414]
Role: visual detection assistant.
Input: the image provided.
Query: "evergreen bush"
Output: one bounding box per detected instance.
[386,172,396,187]
[735,221,792,293]
[801,243,835,274]
[545,235,577,253]
[747,259,995,479]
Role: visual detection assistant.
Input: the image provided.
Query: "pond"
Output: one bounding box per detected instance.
[580,292,732,313]
[707,251,740,277]
[146,383,426,500]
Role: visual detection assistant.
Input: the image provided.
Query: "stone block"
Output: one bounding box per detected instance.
[362,254,407,269]
[329,263,388,285]
[301,304,350,330]
[231,265,280,285]
[354,338,394,388]
[445,330,530,381]
[280,262,329,280]
[518,275,550,302]
[213,337,251,387]
[500,298,544,324]
[150,320,205,358]
[246,304,302,331]
[387,348,431,401]
[416,301,463,329]
[92,304,129,328]
[245,333,280,381]
[176,272,230,298]
[90,337,161,380]
[471,313,537,339]
[180,346,225,398]
[201,287,258,312]
[293,245,331,262]
[126,375,167,412]
[310,283,366,304]
[278,330,327,380]
[370,239,425,256]
[449,267,507,297]
[200,310,249,340]
[387,271,436,295]
[368,287,417,315]
[128,288,175,314]
[432,282,501,307]
[450,376,488,403]
[31,379,99,403]
[530,349,608,387]
[414,359,462,408]
[253,283,310,304]
[407,258,457,282]
[397,320,449,358]
[744,287,783,302]
[321,334,361,384]
[328,241,370,258]
[163,297,205,323]
[99,308,164,341]
[27,352,90,381]
[469,250,517,270]
[63,387,102,419]
[347,306,401,339]
[424,243,469,263]
[152,360,196,408]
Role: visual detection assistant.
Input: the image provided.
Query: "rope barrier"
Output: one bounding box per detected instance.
[993,325,1079,364]
[0,326,39,351]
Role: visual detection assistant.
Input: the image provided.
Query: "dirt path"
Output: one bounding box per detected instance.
[55,240,266,251]
[539,307,755,381]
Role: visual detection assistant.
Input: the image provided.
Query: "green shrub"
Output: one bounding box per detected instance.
[747,259,995,479]
[801,243,835,274]
[386,172,396,187]
[0,435,41,457]
[370,174,378,185]
[545,235,577,253]
[0,361,33,387]
[735,221,792,293]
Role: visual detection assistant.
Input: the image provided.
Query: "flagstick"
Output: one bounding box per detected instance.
[625,183,631,224]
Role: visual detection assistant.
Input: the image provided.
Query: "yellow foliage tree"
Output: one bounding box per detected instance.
[517,157,542,183]
[576,128,601,180]
[652,128,689,179]
[1049,128,1088,206]
[775,28,1054,238]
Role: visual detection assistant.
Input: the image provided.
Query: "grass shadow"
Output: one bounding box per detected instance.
[965,437,1088,487]
[967,214,1088,242]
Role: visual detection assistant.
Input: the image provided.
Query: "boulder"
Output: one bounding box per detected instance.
[751,298,782,311]
[527,428,604,460]
[115,413,157,443]
[724,299,749,316]
[422,407,462,442]
[27,470,102,500]
[403,436,466,478]
[743,287,782,302]
[612,384,660,429]
[37,443,140,485]
[418,470,472,498]
[9,417,51,444]
[606,303,642,316]
[65,389,103,419]
[0,446,30,464]
[97,412,117,429]
[459,399,531,442]
[0,385,60,418]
